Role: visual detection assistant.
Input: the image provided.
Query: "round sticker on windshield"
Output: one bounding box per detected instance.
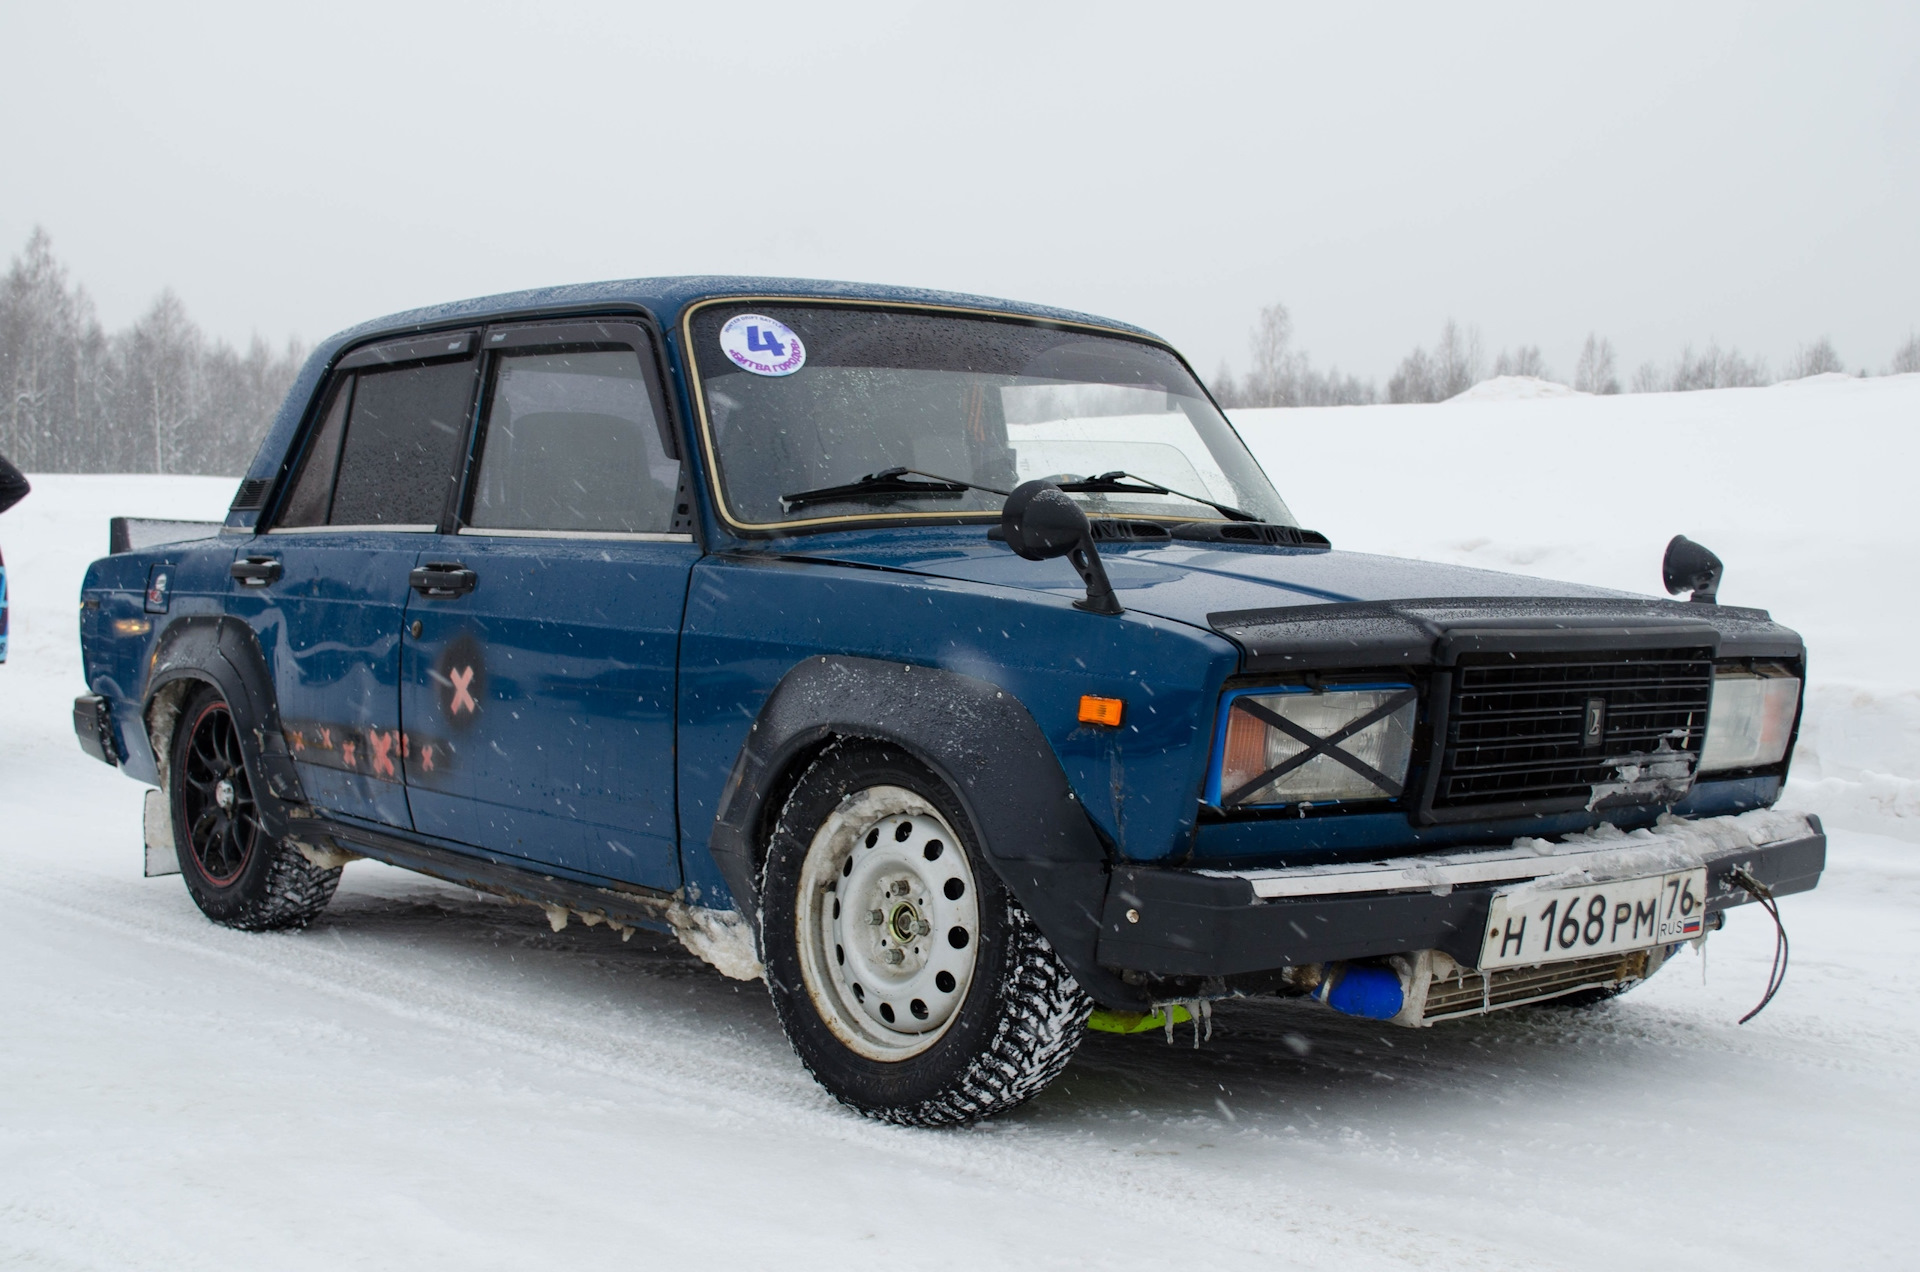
[719,313,806,377]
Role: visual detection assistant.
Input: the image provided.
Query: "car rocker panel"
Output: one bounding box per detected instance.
[69,274,1822,1125]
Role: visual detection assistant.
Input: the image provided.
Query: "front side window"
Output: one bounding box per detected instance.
[466,347,679,535]
[686,303,1293,530]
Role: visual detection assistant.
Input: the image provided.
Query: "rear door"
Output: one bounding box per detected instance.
[399,321,695,890]
[236,333,480,828]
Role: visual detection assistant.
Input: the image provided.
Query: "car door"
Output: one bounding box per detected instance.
[233,332,481,828]
[398,320,696,891]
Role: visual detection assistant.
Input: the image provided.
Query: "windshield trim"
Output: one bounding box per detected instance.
[677,294,1243,536]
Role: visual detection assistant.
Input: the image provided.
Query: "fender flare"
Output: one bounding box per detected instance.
[145,615,306,837]
[709,655,1144,1009]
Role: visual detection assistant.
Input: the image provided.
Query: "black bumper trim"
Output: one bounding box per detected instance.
[1097,821,1827,977]
[73,693,118,766]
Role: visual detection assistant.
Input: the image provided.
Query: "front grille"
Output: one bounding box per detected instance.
[1433,648,1713,809]
[1422,951,1647,1021]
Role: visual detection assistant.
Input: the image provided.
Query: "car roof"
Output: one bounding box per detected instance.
[232,276,1169,530]
[326,275,1161,350]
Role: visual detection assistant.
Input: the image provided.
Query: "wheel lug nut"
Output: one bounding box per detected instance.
[914,918,931,936]
[891,879,911,896]
[883,948,904,965]
[866,909,884,926]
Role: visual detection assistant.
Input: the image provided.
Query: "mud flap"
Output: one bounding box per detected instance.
[143,788,179,877]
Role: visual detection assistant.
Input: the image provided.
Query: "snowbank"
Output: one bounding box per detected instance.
[1446,374,1586,401]
[1232,372,1920,840]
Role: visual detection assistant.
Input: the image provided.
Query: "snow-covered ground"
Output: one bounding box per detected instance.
[3,375,1917,1268]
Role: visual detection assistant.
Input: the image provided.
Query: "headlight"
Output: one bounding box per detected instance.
[1211,685,1418,808]
[1699,666,1800,773]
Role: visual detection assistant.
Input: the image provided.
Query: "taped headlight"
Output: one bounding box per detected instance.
[1211,685,1418,808]
[1699,666,1800,773]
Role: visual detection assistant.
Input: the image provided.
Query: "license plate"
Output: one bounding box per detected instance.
[1479,868,1708,969]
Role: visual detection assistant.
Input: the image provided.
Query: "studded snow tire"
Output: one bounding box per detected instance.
[760,742,1092,1127]
[170,684,341,931]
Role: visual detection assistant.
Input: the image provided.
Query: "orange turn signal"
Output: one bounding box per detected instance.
[1078,695,1124,727]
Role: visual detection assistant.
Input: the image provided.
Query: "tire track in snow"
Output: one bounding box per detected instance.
[0,863,1505,1270]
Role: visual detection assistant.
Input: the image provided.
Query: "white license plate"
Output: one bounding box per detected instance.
[1479,868,1708,970]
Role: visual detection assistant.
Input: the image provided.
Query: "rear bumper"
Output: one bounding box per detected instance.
[1097,810,1825,977]
[73,693,119,766]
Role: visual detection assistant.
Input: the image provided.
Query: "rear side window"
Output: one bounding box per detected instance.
[330,360,478,526]
[467,347,680,534]
[275,355,478,529]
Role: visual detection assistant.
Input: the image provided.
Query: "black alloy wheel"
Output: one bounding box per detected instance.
[179,698,259,885]
[169,684,342,930]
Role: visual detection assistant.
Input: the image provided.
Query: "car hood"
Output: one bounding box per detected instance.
[774,536,1639,632]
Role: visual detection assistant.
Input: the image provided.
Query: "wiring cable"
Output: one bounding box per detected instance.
[1727,864,1789,1025]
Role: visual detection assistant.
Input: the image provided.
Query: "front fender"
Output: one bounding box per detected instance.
[710,655,1144,1009]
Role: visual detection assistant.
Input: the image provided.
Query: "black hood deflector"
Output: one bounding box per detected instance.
[1208,596,1803,673]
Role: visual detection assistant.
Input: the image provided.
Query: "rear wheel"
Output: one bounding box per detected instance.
[171,685,339,930]
[761,743,1091,1126]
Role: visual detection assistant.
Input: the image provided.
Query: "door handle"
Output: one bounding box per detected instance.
[230,556,282,586]
[410,562,477,597]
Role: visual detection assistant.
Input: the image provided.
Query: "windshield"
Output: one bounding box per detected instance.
[686,303,1294,529]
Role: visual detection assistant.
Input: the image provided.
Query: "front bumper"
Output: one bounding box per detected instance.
[1098,810,1825,977]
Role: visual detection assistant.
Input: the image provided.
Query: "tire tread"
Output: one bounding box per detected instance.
[216,841,341,932]
[763,742,1092,1127]
[867,909,1090,1128]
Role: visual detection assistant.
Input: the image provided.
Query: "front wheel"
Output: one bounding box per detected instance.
[171,684,340,930]
[760,744,1091,1126]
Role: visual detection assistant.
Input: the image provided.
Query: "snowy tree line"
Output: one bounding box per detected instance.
[0,229,304,474]
[9,228,1919,457]
[1214,303,1920,407]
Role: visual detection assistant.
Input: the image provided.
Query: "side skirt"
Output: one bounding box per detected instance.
[299,814,680,936]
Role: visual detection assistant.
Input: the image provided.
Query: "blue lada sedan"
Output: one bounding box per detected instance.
[72,278,1823,1125]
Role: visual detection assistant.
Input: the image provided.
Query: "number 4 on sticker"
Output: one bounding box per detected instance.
[746,325,785,356]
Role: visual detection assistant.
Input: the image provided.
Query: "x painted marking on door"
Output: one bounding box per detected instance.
[449,666,477,715]
[370,730,396,778]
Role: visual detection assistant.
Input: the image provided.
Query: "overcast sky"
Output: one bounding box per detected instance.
[3,2,1914,384]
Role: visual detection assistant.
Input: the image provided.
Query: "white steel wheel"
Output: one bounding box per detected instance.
[761,742,1092,1126]
[795,786,981,1061]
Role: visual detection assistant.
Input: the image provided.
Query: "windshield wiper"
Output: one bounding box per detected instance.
[1050,470,1257,522]
[780,467,1009,511]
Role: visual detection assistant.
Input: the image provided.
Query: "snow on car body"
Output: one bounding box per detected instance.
[69,277,1824,1123]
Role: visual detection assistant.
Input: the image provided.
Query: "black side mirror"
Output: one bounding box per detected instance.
[1001,480,1123,616]
[1663,534,1723,604]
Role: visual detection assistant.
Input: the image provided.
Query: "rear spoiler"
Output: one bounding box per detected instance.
[109,517,224,555]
